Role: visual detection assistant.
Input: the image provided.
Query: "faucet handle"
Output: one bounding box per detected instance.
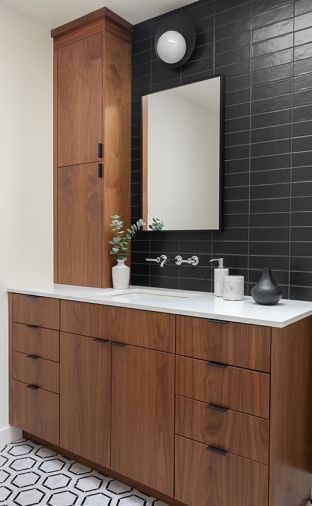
[146,255,167,268]
[175,255,199,266]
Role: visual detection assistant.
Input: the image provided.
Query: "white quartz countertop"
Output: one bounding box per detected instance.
[7,284,312,328]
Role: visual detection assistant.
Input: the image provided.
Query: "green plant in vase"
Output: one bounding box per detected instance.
[109,215,144,289]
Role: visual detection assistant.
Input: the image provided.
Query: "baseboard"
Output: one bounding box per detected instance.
[0,425,22,446]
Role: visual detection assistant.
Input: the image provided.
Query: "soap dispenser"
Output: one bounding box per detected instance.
[210,258,229,297]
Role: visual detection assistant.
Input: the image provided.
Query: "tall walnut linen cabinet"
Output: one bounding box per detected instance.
[52,8,132,288]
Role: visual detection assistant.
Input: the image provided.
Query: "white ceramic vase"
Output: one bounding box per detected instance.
[112,259,130,289]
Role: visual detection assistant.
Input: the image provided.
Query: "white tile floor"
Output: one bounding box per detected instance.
[0,439,169,506]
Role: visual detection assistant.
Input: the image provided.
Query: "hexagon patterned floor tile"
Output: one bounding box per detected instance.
[0,440,169,506]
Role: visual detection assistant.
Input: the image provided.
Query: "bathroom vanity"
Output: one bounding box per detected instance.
[8,286,312,506]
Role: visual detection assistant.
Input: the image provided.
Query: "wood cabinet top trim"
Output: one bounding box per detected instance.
[51,7,132,39]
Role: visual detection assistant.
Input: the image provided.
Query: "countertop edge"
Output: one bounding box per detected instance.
[8,287,312,328]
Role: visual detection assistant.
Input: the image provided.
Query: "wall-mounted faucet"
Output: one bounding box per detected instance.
[175,255,199,266]
[146,255,168,268]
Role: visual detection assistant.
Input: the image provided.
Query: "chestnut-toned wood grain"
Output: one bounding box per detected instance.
[13,352,59,394]
[106,306,175,352]
[142,95,148,228]
[175,395,269,464]
[57,33,103,167]
[61,302,175,351]
[102,29,131,287]
[12,294,59,330]
[176,316,271,372]
[176,356,270,418]
[60,332,111,468]
[57,163,102,287]
[8,293,13,424]
[175,435,268,506]
[111,345,174,496]
[12,323,60,362]
[60,301,108,339]
[51,7,132,39]
[269,317,312,506]
[12,380,59,446]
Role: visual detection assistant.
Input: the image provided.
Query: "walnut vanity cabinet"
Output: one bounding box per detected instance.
[52,8,132,288]
[9,293,312,506]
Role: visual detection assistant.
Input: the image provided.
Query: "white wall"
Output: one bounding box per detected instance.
[0,5,53,444]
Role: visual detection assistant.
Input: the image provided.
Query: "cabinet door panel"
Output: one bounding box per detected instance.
[57,163,102,287]
[57,33,103,167]
[111,345,174,496]
[60,332,111,467]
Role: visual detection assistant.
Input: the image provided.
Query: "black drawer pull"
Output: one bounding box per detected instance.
[98,163,103,178]
[26,384,40,390]
[26,325,39,329]
[207,360,228,369]
[98,143,103,159]
[93,338,110,344]
[207,318,228,325]
[27,354,41,360]
[207,445,227,456]
[207,403,228,413]
[111,341,127,347]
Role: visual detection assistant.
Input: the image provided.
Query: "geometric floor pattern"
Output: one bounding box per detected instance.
[0,439,169,506]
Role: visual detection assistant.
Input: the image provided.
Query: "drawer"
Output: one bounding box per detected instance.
[12,294,59,330]
[176,356,270,418]
[13,352,59,393]
[11,380,59,446]
[13,323,59,362]
[175,395,269,464]
[61,301,175,353]
[175,435,268,506]
[176,316,271,372]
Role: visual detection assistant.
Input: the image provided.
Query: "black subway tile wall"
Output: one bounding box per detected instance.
[131,0,312,300]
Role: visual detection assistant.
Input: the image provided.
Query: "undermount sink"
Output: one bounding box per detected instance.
[97,288,198,300]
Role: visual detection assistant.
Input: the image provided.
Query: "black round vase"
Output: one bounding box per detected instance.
[251,268,283,305]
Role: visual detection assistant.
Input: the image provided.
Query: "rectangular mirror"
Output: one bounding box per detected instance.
[142,76,222,231]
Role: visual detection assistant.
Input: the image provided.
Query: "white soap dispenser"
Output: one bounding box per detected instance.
[210,258,229,297]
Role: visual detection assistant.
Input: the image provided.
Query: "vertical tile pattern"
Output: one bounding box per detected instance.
[131,0,312,301]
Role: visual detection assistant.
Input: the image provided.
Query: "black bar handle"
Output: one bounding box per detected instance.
[207,445,227,456]
[98,143,103,159]
[98,163,103,178]
[207,403,229,413]
[93,338,110,344]
[27,354,41,360]
[207,318,228,325]
[111,341,127,347]
[27,384,40,390]
[207,360,228,369]
[26,325,39,329]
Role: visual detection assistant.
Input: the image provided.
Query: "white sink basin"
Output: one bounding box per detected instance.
[97,288,197,300]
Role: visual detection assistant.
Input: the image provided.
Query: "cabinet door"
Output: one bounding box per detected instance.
[57,163,102,287]
[60,332,111,467]
[111,345,174,496]
[57,33,103,167]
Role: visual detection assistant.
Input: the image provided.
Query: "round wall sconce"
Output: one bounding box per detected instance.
[155,14,196,68]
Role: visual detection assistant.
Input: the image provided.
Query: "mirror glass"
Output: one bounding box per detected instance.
[142,76,222,231]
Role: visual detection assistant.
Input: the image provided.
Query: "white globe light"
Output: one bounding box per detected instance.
[156,30,187,64]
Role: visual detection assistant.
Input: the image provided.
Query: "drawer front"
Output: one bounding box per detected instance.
[13,352,59,393]
[12,294,59,330]
[11,380,59,446]
[61,301,175,352]
[176,356,270,418]
[175,395,269,464]
[106,306,175,352]
[13,323,59,362]
[177,316,271,372]
[175,436,268,506]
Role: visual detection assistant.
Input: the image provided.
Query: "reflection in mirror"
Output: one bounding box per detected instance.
[142,76,222,231]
